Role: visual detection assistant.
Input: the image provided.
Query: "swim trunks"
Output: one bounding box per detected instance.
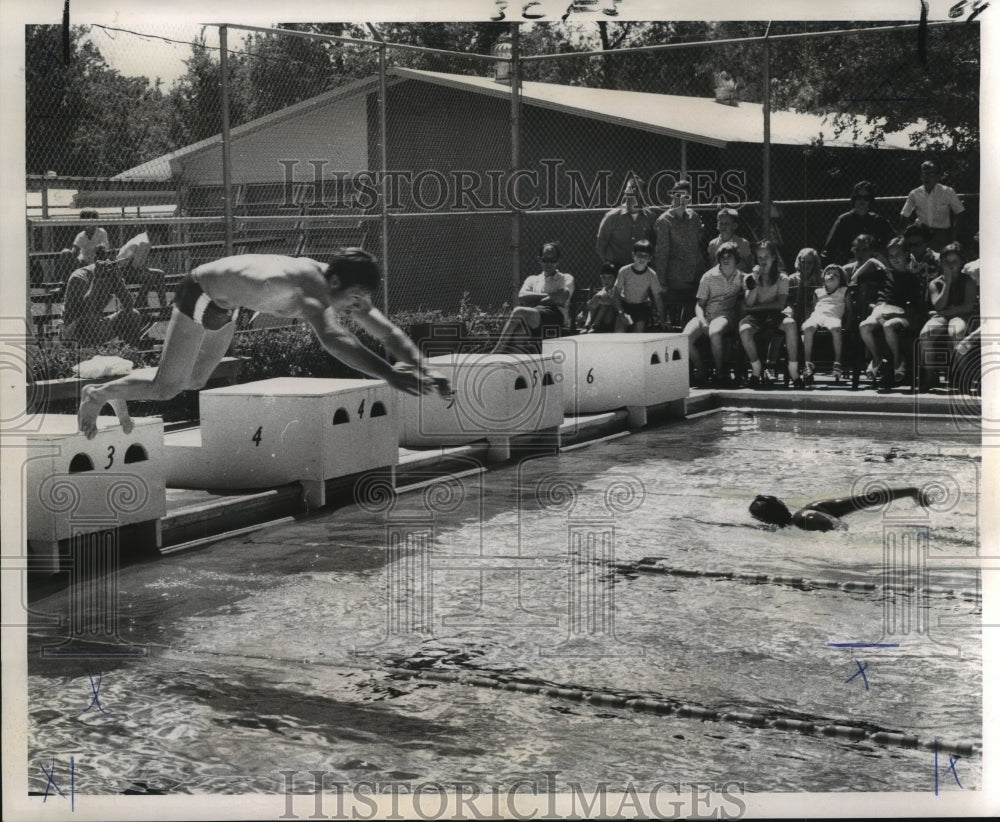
[174,274,236,331]
[621,300,653,325]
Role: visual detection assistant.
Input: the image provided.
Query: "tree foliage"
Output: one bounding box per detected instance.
[26,25,174,176]
[25,20,979,179]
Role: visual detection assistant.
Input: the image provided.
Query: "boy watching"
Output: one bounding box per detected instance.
[615,239,665,333]
[580,263,619,333]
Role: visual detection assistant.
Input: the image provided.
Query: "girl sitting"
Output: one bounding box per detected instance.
[801,264,849,382]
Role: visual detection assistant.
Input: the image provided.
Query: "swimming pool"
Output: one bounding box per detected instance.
[27,409,982,795]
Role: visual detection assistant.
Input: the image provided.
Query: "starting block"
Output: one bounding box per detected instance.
[24,415,166,573]
[543,333,689,427]
[398,353,564,459]
[164,378,398,507]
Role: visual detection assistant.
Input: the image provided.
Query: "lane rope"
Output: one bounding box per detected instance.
[385,665,980,758]
[613,560,981,602]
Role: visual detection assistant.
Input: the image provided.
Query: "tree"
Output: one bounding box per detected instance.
[26,24,175,177]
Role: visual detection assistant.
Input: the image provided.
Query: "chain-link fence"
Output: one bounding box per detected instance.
[25,19,980,383]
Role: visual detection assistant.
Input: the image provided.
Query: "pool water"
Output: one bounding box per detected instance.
[28,410,982,794]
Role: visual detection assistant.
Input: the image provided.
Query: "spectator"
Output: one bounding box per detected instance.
[739,240,803,389]
[61,209,109,266]
[843,234,886,284]
[61,254,143,347]
[918,242,979,391]
[900,160,965,251]
[707,207,754,273]
[580,263,619,333]
[492,241,575,354]
[654,179,706,326]
[821,181,894,266]
[614,239,665,333]
[903,222,940,292]
[116,225,169,308]
[856,236,928,388]
[596,177,657,270]
[786,247,822,328]
[962,231,980,287]
[684,241,744,387]
[801,264,849,383]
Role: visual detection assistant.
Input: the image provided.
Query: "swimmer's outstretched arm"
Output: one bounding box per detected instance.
[802,486,927,518]
[353,306,453,398]
[306,307,434,396]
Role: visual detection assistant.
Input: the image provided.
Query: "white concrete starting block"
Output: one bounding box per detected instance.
[25,415,166,573]
[543,333,689,427]
[399,353,564,460]
[164,378,398,507]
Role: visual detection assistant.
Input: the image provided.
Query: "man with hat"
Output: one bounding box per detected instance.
[654,178,706,327]
[900,160,965,251]
[820,181,894,266]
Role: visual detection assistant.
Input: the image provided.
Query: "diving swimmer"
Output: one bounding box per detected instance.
[750,487,932,532]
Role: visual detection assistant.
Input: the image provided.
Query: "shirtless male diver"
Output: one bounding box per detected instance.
[750,487,932,532]
[78,249,451,439]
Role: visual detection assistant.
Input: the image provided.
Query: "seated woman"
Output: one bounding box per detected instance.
[918,242,979,392]
[683,241,744,387]
[785,247,822,329]
[739,240,803,389]
[856,236,927,388]
[750,487,932,532]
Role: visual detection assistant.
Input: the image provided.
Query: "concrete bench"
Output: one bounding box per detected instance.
[27,356,245,411]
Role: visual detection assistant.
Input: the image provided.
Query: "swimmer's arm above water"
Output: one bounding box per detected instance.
[801,486,928,518]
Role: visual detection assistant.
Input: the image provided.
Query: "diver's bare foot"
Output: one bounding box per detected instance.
[109,398,134,435]
[78,385,104,440]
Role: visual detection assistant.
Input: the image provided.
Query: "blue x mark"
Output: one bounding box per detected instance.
[83,671,108,714]
[845,659,869,690]
[40,758,65,802]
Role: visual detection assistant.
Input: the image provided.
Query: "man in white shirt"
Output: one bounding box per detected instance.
[900,160,965,251]
[492,241,575,354]
[116,226,169,308]
[62,210,109,265]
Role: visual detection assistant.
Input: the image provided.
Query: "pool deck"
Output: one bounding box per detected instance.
[157,380,981,555]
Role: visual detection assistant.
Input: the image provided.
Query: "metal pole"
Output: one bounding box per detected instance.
[219,25,234,257]
[762,27,772,246]
[379,43,390,314]
[510,24,522,302]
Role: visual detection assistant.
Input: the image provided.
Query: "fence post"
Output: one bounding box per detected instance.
[379,42,390,314]
[219,25,234,258]
[510,23,522,301]
[762,25,772,245]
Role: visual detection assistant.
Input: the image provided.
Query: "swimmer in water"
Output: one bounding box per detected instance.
[750,487,932,532]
